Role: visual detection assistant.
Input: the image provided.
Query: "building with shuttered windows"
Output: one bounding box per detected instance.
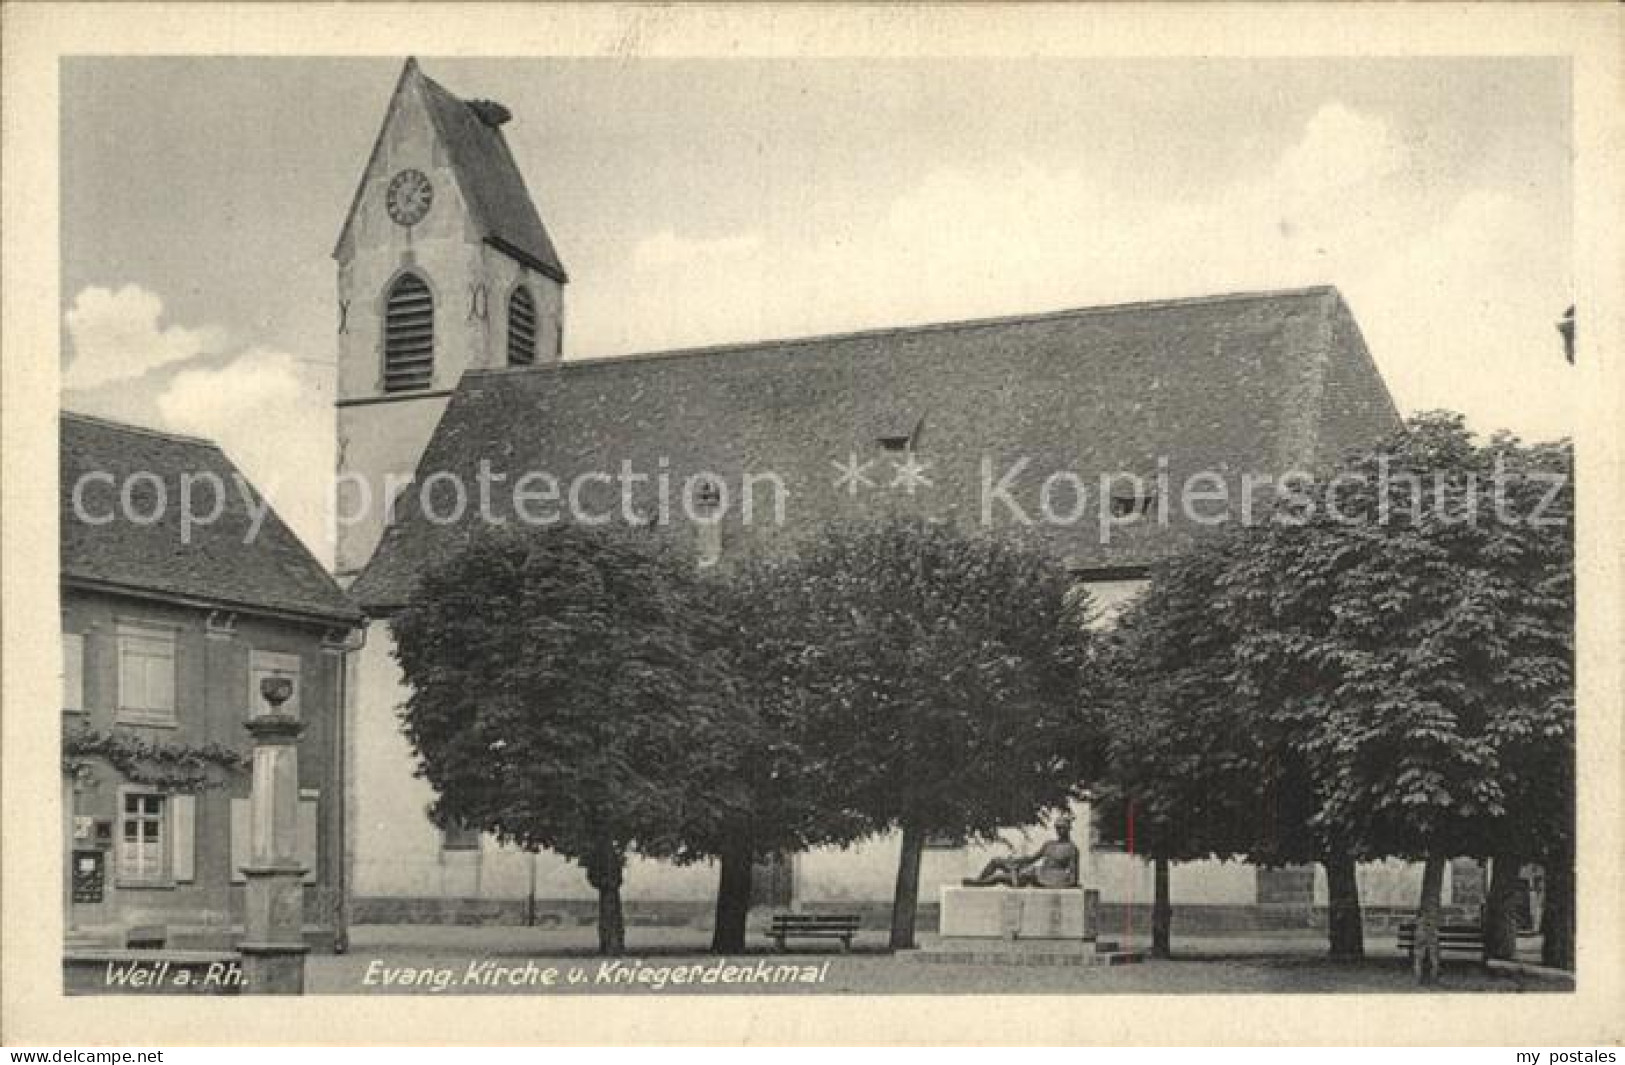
[60,413,361,951]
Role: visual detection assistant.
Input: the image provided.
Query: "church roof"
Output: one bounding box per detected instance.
[61,413,359,624]
[351,285,1400,613]
[335,59,568,283]
[416,68,568,282]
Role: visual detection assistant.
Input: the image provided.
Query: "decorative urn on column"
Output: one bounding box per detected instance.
[239,675,308,994]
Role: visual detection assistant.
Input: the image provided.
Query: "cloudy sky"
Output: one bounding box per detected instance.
[60,57,1573,558]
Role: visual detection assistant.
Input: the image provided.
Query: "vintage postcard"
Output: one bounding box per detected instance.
[2,1,1621,1048]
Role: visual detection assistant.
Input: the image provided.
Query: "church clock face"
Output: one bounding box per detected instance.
[385,169,434,226]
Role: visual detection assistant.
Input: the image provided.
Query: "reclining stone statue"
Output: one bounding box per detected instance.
[961,816,1080,888]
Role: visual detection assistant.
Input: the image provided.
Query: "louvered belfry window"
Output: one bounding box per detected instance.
[383,273,434,392]
[508,285,537,366]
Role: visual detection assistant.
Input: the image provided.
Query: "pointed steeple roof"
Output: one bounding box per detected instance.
[334,58,568,283]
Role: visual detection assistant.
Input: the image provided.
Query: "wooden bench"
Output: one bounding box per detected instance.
[1396,921,1484,960]
[766,912,861,952]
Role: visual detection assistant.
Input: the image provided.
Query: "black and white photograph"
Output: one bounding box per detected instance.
[3,1,1622,1050]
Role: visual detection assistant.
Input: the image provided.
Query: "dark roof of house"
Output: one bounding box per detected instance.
[61,413,359,624]
[335,59,568,283]
[352,285,1401,612]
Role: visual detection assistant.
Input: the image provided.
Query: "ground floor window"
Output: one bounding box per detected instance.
[1255,865,1316,905]
[118,791,167,884]
[440,822,481,852]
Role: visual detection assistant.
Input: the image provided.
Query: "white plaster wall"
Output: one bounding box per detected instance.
[348,623,715,903]
[1310,858,1448,909]
[1090,853,1259,905]
[334,398,451,578]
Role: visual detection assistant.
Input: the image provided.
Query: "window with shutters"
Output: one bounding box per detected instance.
[507,285,537,366]
[118,789,168,885]
[116,622,177,726]
[383,272,435,392]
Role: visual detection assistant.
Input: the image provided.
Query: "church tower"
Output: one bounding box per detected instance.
[334,58,567,580]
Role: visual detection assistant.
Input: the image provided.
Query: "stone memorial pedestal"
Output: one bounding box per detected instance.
[238,682,308,995]
[917,886,1141,966]
[938,885,1097,940]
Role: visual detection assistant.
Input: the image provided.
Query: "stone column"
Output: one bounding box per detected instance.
[239,677,307,994]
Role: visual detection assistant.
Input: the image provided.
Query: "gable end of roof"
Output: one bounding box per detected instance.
[416,69,568,283]
[332,59,569,284]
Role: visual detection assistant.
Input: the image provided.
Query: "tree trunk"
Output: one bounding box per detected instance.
[1483,853,1522,961]
[1151,857,1172,959]
[1413,853,1446,985]
[711,837,755,954]
[1323,853,1365,959]
[889,822,926,951]
[585,843,627,956]
[1540,848,1574,971]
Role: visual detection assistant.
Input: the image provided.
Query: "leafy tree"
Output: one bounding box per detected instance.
[1090,533,1368,960]
[1089,538,1251,957]
[1472,435,1574,969]
[1259,760,1370,961]
[775,517,1094,949]
[1222,414,1574,982]
[678,558,871,953]
[391,525,735,955]
[1096,414,1572,973]
[1089,535,1358,959]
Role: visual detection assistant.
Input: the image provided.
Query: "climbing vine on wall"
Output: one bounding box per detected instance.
[62,725,249,792]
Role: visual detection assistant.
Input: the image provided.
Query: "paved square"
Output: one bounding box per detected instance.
[306,926,1570,995]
